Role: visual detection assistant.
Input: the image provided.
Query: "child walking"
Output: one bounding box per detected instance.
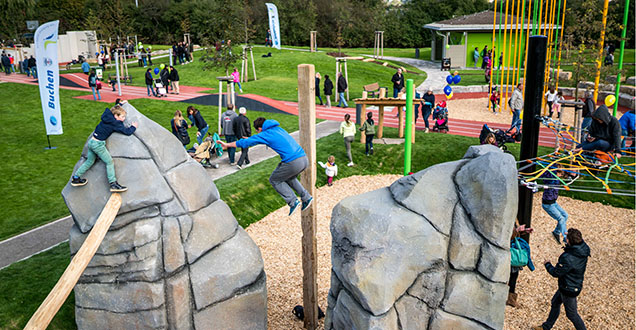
[318,155,338,186]
[359,112,375,156]
[541,167,569,244]
[232,67,243,93]
[70,105,138,192]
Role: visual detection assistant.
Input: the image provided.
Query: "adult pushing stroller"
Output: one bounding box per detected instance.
[432,101,449,133]
[479,124,521,152]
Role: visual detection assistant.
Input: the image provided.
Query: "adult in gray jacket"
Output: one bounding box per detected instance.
[232,107,252,169]
[509,83,524,132]
[221,104,238,164]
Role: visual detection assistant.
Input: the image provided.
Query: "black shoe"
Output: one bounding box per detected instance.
[370,148,374,155]
[551,231,561,244]
[71,176,87,187]
[245,160,250,165]
[110,181,128,192]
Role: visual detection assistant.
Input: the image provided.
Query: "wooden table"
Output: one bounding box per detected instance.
[354,97,422,142]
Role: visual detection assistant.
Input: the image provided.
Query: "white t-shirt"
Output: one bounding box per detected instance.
[545,90,557,102]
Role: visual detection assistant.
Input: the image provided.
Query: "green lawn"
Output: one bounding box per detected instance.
[0,83,302,241]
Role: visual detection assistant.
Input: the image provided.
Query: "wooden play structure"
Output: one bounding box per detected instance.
[24,194,122,330]
[241,45,257,83]
[310,31,317,52]
[354,88,418,143]
[373,31,384,59]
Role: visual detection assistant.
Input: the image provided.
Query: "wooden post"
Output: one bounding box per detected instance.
[398,100,405,138]
[344,59,349,101]
[381,31,384,59]
[378,106,385,139]
[218,80,223,133]
[250,47,257,81]
[24,194,122,330]
[310,31,317,52]
[335,60,340,103]
[241,46,246,83]
[297,64,318,330]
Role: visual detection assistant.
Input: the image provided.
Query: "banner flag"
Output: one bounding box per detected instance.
[34,20,62,135]
[266,3,281,50]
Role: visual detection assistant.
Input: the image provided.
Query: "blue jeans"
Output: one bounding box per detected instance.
[393,88,399,98]
[621,128,628,149]
[542,290,586,330]
[31,67,37,78]
[542,202,568,242]
[511,109,521,131]
[75,139,117,183]
[474,57,479,68]
[234,81,242,91]
[581,117,592,133]
[196,125,209,145]
[91,86,101,100]
[337,92,348,107]
[422,106,432,128]
[147,84,156,96]
[579,138,610,152]
[142,57,147,67]
[225,135,237,163]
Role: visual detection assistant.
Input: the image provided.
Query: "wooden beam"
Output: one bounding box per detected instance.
[25,194,122,330]
[297,64,318,330]
[378,105,385,139]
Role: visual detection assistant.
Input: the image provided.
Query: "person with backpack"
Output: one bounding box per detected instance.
[533,228,590,330]
[88,69,101,101]
[323,74,333,108]
[359,111,376,156]
[507,220,535,308]
[233,107,251,169]
[171,110,190,148]
[221,104,238,165]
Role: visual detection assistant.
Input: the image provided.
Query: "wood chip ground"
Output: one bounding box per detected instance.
[244,174,634,330]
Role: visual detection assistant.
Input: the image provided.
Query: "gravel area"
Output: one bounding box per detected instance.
[244,174,635,329]
[448,97,578,128]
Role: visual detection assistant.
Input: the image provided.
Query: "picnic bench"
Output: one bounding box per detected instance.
[363,82,383,98]
[109,74,132,84]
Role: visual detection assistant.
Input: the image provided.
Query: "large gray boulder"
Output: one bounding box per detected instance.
[326,145,517,330]
[62,103,266,330]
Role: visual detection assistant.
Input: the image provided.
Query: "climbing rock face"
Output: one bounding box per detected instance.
[62,103,267,330]
[326,145,517,330]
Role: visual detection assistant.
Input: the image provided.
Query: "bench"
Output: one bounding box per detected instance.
[109,74,133,84]
[363,82,382,98]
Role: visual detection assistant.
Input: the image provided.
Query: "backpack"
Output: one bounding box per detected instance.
[510,237,529,267]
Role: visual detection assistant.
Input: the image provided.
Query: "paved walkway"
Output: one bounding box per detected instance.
[378,56,450,92]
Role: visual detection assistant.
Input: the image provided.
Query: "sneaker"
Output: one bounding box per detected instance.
[237,164,242,170]
[551,231,561,244]
[288,199,300,216]
[347,162,354,167]
[328,182,333,186]
[366,153,369,156]
[424,128,429,133]
[230,162,235,165]
[301,196,313,211]
[71,176,87,187]
[110,181,128,192]
[245,160,250,165]
[214,163,220,169]
[370,148,374,155]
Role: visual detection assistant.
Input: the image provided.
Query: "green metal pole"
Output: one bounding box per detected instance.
[551,0,563,64]
[613,0,630,116]
[404,79,414,176]
[497,0,504,83]
[533,0,539,35]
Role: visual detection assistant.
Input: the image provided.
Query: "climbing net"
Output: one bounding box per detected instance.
[518,117,636,197]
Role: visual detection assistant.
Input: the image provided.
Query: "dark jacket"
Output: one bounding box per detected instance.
[189,111,208,131]
[171,119,190,145]
[589,105,622,153]
[324,77,333,96]
[169,68,179,81]
[160,68,169,85]
[93,108,136,141]
[145,71,153,85]
[541,171,559,203]
[1,55,10,66]
[88,73,97,87]
[545,241,590,297]
[315,77,321,96]
[391,72,404,90]
[421,93,435,111]
[337,75,347,93]
[28,57,36,68]
[582,97,595,118]
[233,114,252,139]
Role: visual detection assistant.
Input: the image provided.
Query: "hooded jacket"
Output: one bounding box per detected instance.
[236,120,305,163]
[324,77,333,96]
[589,105,622,153]
[619,110,636,132]
[93,108,136,141]
[221,110,238,136]
[545,241,590,297]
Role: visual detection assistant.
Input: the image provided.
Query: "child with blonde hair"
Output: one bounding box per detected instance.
[318,155,338,186]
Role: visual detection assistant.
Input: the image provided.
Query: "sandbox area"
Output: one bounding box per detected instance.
[245,174,635,329]
[447,97,579,128]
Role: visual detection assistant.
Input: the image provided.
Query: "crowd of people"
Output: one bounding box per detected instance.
[1,51,37,77]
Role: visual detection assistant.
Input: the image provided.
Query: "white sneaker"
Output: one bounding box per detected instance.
[347,162,354,167]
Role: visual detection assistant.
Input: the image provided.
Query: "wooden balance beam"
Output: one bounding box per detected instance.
[24,194,122,330]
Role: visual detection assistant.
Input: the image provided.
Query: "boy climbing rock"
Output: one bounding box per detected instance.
[71,104,138,192]
[218,117,313,216]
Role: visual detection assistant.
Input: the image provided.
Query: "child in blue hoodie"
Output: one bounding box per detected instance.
[70,104,138,192]
[218,117,313,216]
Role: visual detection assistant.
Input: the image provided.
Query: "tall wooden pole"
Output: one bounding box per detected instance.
[25,194,122,330]
[593,0,610,104]
[297,64,318,330]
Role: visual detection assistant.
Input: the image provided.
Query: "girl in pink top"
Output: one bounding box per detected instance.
[232,67,243,93]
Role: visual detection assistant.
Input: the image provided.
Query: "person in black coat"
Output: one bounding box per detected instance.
[169,66,180,94]
[1,54,11,75]
[534,228,589,330]
[187,106,209,145]
[391,68,405,98]
[576,105,622,156]
[171,110,190,147]
[315,72,323,105]
[233,107,252,168]
[323,74,333,108]
[145,68,157,97]
[160,66,170,94]
[336,72,348,108]
[420,88,435,132]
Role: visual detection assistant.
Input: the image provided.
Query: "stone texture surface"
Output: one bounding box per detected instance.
[327,144,517,330]
[62,103,266,329]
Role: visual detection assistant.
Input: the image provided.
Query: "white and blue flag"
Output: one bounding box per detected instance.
[34,20,62,135]
[266,3,281,50]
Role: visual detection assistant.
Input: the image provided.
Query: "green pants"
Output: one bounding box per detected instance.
[74,139,116,183]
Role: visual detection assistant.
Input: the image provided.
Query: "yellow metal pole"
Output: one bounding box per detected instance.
[543,0,557,98]
[554,0,567,90]
[538,0,546,35]
[500,0,512,112]
[505,0,520,111]
[542,0,550,35]
[593,0,610,104]
[539,0,550,114]
[489,0,499,112]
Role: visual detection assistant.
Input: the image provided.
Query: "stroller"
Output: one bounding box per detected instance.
[189,133,223,168]
[432,101,449,133]
[479,124,521,152]
[154,78,167,97]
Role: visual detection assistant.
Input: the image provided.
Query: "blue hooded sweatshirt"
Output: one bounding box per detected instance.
[93,108,136,141]
[236,120,305,163]
[619,110,635,132]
